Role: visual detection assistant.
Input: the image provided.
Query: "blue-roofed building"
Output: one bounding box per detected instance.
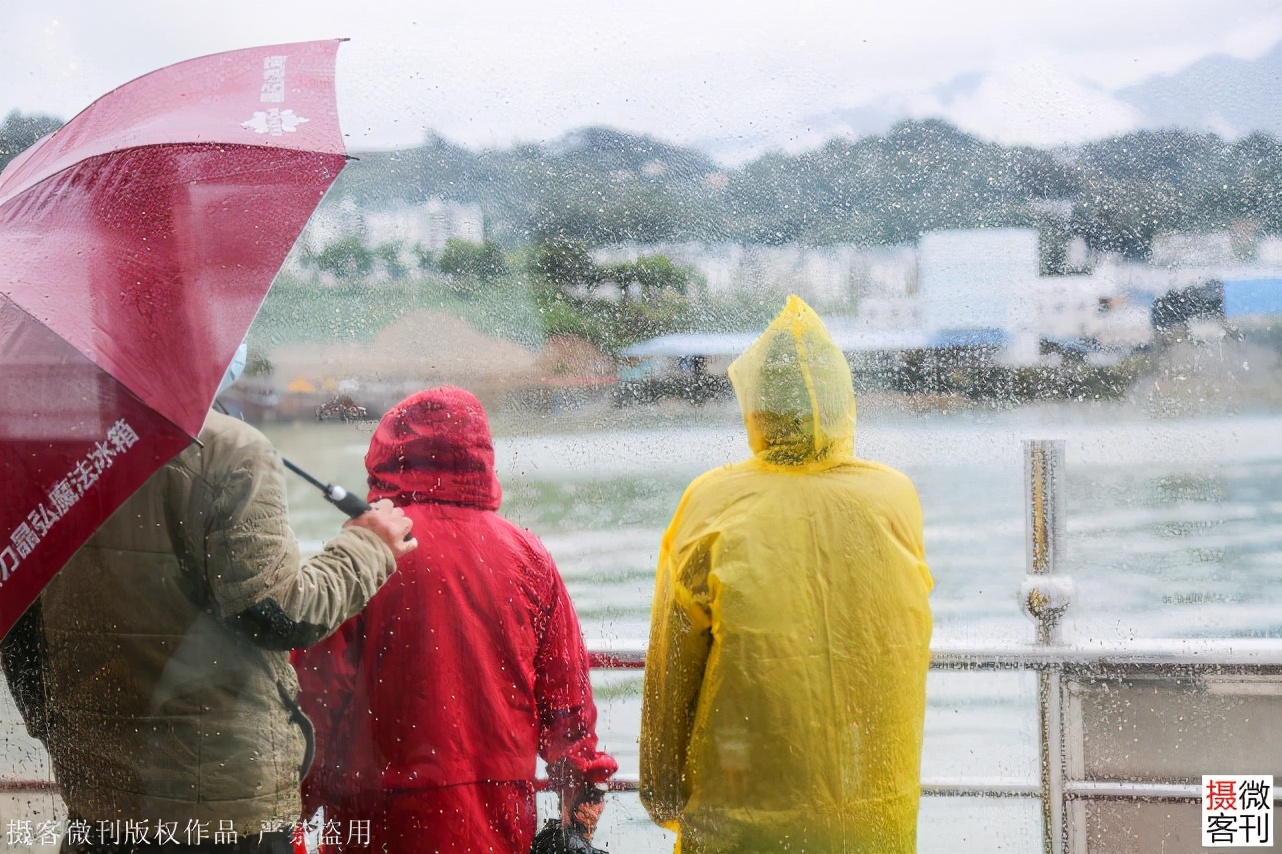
[927,328,1011,349]
[1224,278,1282,321]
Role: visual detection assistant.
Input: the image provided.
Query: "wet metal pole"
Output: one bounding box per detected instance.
[281,457,372,518]
[1021,440,1070,854]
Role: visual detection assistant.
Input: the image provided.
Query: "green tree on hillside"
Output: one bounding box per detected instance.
[374,240,409,280]
[438,239,508,280]
[599,255,692,300]
[435,238,509,299]
[530,238,600,292]
[413,243,436,272]
[315,236,374,280]
[528,240,693,353]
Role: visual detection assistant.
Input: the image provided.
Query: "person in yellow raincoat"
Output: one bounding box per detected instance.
[640,295,933,854]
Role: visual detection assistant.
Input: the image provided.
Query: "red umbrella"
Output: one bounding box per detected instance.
[0,40,348,637]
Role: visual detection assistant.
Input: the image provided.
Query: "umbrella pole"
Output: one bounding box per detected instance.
[281,458,372,519]
[209,403,370,518]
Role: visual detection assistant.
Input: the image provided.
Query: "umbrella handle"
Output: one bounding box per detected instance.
[281,458,371,519]
[329,488,413,546]
[280,459,408,543]
[325,486,372,519]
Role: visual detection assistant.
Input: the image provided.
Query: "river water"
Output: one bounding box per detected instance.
[3,401,1280,852]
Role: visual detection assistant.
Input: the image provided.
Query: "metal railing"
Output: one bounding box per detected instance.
[584,639,1282,797]
[8,641,1281,797]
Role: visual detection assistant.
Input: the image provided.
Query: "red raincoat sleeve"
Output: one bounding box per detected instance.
[533,555,617,784]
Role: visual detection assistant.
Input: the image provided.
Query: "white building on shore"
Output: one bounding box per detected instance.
[619,228,1282,365]
[282,198,485,281]
[594,241,916,312]
[362,199,484,253]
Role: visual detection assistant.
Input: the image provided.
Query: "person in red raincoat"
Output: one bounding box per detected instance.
[293,386,616,853]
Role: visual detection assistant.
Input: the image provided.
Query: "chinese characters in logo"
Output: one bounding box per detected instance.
[1,419,139,585]
[1203,775,1273,847]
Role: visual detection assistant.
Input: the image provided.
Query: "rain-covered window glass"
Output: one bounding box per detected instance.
[2,4,1280,853]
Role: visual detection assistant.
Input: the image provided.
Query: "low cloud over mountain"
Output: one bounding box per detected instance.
[695,42,1281,165]
[1117,41,1282,139]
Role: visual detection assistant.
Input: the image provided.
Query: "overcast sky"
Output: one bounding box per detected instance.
[2,0,1280,158]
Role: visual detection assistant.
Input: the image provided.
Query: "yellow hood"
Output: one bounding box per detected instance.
[727,294,856,465]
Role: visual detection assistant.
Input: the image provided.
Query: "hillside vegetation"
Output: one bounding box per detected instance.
[6,110,1278,266]
[328,120,1282,267]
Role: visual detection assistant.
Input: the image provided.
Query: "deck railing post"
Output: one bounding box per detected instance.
[1022,439,1071,854]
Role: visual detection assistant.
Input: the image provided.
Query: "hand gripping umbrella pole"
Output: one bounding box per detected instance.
[281,458,371,519]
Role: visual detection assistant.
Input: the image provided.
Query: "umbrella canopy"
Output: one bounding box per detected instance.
[0,40,348,637]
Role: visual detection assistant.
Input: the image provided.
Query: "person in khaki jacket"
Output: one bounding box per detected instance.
[2,396,416,853]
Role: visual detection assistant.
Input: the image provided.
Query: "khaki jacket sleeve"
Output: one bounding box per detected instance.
[191,433,395,637]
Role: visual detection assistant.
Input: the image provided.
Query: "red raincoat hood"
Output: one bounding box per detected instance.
[365,387,502,511]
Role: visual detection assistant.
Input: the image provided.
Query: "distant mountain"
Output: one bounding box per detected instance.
[341,126,718,206]
[692,101,907,167]
[545,126,719,182]
[694,44,1281,164]
[1117,42,1282,139]
[339,126,725,246]
[332,117,1282,263]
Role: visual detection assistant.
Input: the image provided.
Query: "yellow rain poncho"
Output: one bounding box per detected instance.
[640,296,933,854]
